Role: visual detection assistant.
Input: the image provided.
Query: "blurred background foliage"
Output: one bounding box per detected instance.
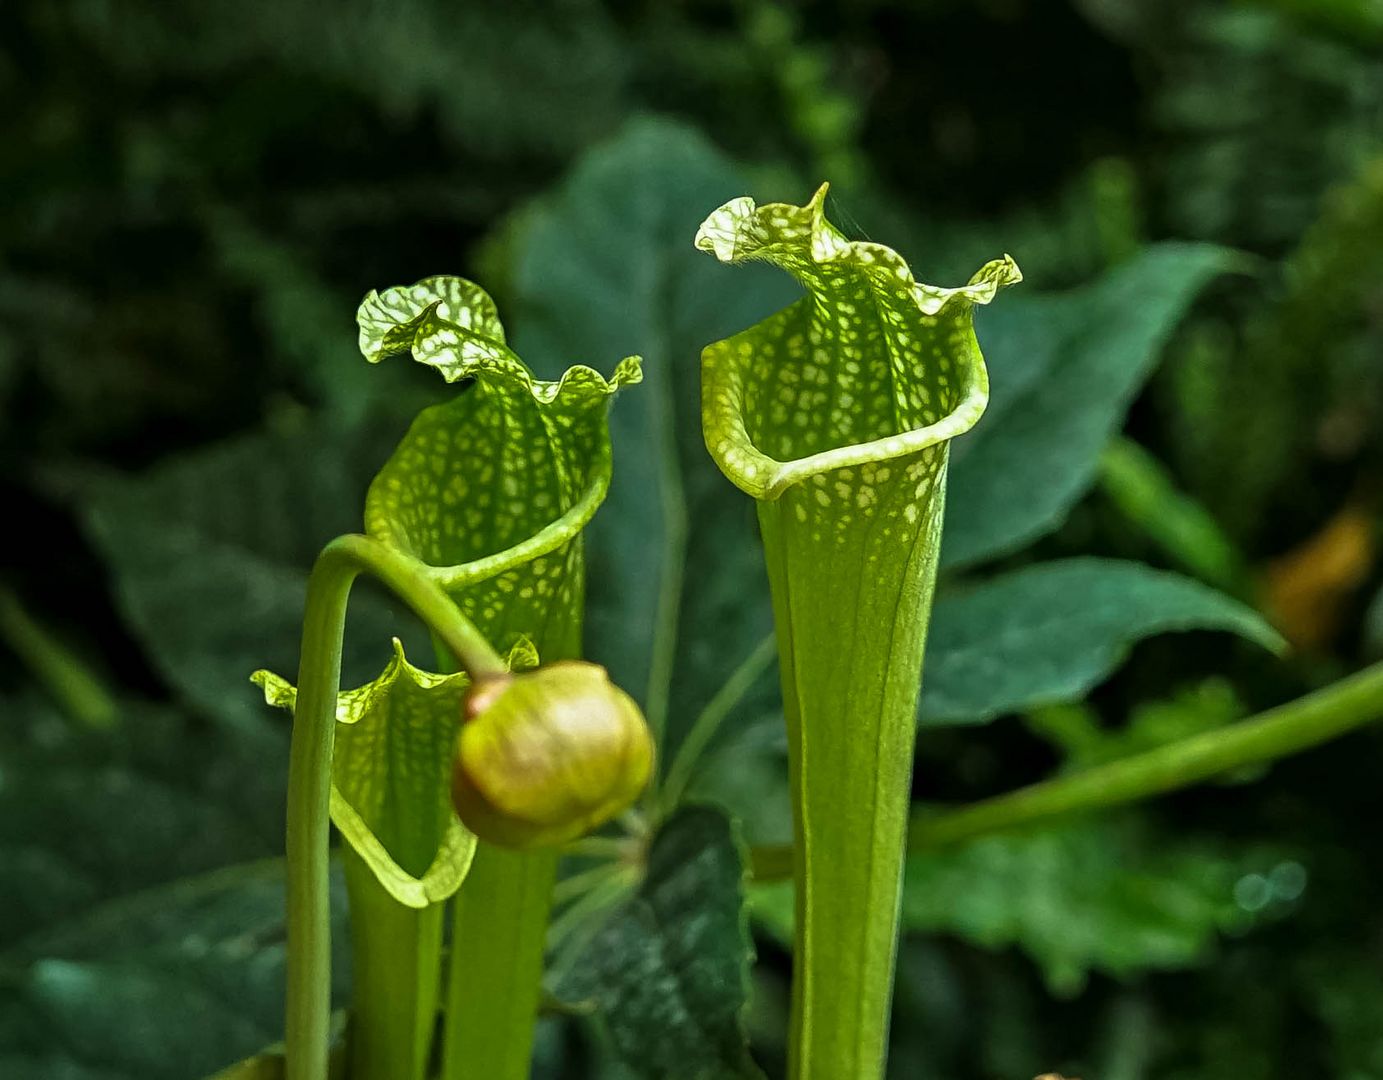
[1,0,1382,1077]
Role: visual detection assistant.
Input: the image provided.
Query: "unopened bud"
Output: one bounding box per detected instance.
[451,661,654,849]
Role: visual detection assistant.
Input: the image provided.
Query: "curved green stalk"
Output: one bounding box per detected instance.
[285,534,502,1080]
[748,658,1383,880]
[696,187,1019,1079]
[909,659,1383,850]
[658,631,778,815]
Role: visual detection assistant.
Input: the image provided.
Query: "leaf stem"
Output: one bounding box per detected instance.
[657,631,778,815]
[285,533,502,1080]
[0,585,119,730]
[910,659,1383,850]
[748,660,1383,880]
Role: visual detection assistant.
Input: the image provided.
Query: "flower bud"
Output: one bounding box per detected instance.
[451,661,654,849]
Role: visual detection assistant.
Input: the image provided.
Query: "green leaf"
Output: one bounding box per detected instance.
[0,694,280,950]
[252,640,541,908]
[556,806,762,1080]
[1098,436,1250,594]
[0,860,351,1080]
[898,816,1280,996]
[696,185,1018,1078]
[71,413,427,732]
[506,118,796,763]
[921,558,1282,727]
[942,243,1244,570]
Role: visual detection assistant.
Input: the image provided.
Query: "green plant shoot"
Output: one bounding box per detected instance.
[697,185,1021,1079]
[256,275,643,1080]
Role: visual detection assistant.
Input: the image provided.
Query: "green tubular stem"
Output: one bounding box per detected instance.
[759,474,948,1080]
[909,659,1383,851]
[748,659,1383,880]
[341,849,445,1080]
[285,534,504,1080]
[441,846,559,1080]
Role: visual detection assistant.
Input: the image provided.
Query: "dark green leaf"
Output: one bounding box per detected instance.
[0,694,280,949]
[557,806,762,1080]
[943,244,1243,569]
[921,558,1283,727]
[72,414,429,732]
[750,814,1282,997]
[899,816,1280,995]
[0,861,351,1080]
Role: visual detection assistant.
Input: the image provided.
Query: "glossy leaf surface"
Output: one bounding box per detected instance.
[943,244,1244,569]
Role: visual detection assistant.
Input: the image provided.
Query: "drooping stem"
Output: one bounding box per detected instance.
[748,659,1383,881]
[441,847,559,1080]
[285,533,503,1080]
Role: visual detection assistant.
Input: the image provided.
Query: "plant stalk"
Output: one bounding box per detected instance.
[441,846,559,1080]
[758,474,948,1080]
[910,658,1383,851]
[341,849,445,1080]
[285,534,503,1080]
